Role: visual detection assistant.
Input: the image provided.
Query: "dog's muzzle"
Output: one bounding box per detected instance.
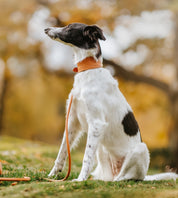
[44,27,56,39]
[44,27,63,39]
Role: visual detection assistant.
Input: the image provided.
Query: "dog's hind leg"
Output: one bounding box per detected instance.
[91,145,114,181]
[114,143,150,181]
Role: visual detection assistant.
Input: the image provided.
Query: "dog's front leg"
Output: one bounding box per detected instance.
[48,97,80,177]
[49,119,80,177]
[73,120,107,181]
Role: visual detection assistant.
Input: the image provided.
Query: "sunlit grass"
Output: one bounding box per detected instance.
[0,136,177,198]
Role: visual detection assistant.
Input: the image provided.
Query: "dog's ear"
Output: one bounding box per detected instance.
[83,25,106,42]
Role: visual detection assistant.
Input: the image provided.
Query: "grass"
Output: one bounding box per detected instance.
[0,136,178,198]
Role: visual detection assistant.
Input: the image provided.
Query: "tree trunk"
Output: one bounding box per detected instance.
[0,64,6,133]
[169,12,178,171]
[169,92,178,171]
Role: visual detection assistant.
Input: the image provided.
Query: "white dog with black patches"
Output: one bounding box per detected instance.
[44,23,178,182]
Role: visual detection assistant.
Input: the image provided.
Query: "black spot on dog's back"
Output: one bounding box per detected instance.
[122,111,139,136]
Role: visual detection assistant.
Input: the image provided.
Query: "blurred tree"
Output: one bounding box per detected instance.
[0,66,10,134]
[169,12,178,170]
[0,0,178,170]
[0,64,5,133]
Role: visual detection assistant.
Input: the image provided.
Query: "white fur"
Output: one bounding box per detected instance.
[49,63,151,181]
[48,31,178,182]
[144,173,178,181]
[73,47,101,65]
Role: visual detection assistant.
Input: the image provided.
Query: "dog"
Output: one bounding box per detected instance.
[44,23,178,182]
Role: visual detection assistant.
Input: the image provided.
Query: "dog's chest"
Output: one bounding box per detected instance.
[72,69,110,131]
[73,95,88,131]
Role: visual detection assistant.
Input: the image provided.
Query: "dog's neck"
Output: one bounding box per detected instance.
[73,42,102,65]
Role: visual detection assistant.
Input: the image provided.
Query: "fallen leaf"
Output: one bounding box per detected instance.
[0,162,2,175]
[0,160,8,164]
[59,185,65,189]
[11,182,18,186]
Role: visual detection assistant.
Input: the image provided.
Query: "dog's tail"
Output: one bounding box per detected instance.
[144,172,178,181]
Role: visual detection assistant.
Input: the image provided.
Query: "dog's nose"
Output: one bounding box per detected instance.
[44,28,50,34]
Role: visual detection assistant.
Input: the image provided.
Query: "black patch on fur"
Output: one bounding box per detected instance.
[51,23,105,50]
[122,111,139,136]
[83,25,106,43]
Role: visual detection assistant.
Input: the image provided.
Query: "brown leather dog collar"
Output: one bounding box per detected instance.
[73,57,102,73]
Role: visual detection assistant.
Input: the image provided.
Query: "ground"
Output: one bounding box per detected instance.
[0,136,178,198]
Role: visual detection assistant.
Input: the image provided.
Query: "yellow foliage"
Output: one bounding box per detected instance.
[3,67,73,144]
[119,80,171,148]
[0,0,176,149]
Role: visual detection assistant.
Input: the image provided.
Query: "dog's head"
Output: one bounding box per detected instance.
[44,23,106,49]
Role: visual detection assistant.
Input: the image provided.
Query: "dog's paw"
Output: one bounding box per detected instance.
[48,166,61,177]
[72,178,85,182]
[72,179,82,182]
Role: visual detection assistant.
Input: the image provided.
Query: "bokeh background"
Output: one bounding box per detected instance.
[0,0,178,170]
